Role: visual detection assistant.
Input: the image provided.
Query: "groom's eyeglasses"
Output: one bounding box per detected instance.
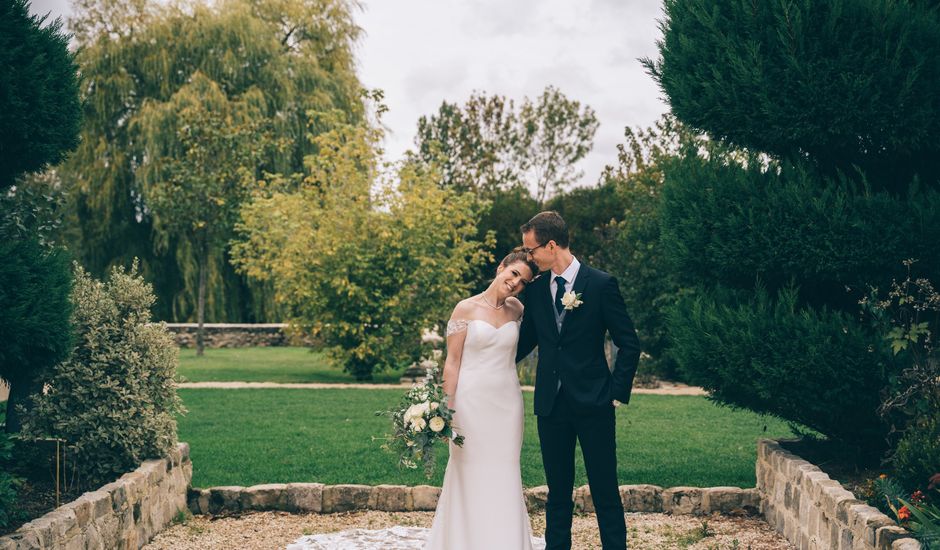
[522,243,547,255]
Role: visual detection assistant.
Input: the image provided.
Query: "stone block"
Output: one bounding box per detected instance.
[186,488,205,515]
[413,485,442,511]
[699,487,734,514]
[891,539,922,550]
[84,521,104,550]
[60,497,93,528]
[286,483,324,513]
[98,480,128,512]
[45,508,79,541]
[662,487,704,515]
[573,485,594,513]
[8,530,43,550]
[836,498,864,524]
[838,526,853,550]
[141,459,166,485]
[877,526,912,549]
[208,486,245,514]
[178,442,191,462]
[81,490,113,520]
[0,538,15,550]
[619,484,662,513]
[849,503,894,546]
[94,513,120,544]
[20,518,54,548]
[240,484,289,511]
[119,471,148,504]
[322,484,372,513]
[371,485,412,512]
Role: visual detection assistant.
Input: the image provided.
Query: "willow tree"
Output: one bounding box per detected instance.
[135,73,270,354]
[59,0,364,321]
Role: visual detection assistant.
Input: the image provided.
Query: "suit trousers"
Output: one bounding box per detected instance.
[537,387,627,550]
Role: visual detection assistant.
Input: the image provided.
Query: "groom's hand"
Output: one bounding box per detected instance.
[612,400,622,407]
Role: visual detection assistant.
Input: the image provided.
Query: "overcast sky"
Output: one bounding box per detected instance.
[29,0,669,188]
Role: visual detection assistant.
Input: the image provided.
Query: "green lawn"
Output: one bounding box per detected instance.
[176,347,402,384]
[177,388,795,489]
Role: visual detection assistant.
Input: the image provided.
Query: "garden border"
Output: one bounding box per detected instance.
[0,442,192,550]
[757,438,921,550]
[185,482,761,516]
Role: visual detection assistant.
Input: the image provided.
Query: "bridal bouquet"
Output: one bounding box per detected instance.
[376,364,464,479]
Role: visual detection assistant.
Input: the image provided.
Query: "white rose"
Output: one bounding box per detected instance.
[411,417,427,431]
[420,358,437,370]
[430,402,439,410]
[561,291,583,310]
[432,349,443,360]
[421,328,444,344]
[429,416,445,432]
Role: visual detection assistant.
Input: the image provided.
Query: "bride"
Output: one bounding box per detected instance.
[424,250,543,550]
[287,250,543,550]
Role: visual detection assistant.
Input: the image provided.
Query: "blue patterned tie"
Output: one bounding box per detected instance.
[554,276,567,315]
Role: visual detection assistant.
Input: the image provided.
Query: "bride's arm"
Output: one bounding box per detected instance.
[442,303,472,409]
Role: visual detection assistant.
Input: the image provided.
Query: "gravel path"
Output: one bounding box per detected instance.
[145,510,791,550]
[176,381,707,396]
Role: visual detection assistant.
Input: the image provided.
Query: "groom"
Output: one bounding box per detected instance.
[516,211,640,550]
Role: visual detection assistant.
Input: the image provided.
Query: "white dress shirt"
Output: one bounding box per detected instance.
[551,256,581,303]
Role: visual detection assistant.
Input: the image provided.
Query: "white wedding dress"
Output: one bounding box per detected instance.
[287,319,544,550]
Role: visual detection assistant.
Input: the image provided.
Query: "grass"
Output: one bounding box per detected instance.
[175,347,402,384]
[176,388,795,489]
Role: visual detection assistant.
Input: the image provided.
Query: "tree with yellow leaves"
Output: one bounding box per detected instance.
[233,109,492,379]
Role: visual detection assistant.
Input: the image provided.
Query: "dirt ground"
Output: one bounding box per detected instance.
[145,509,793,550]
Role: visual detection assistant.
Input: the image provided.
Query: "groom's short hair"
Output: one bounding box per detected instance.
[521,211,569,248]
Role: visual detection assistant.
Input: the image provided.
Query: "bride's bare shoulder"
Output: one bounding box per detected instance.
[451,297,479,318]
[506,296,524,316]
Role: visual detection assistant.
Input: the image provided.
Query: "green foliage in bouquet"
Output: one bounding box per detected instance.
[376,367,464,479]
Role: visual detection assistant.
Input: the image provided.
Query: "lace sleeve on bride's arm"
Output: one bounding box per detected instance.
[446,319,470,337]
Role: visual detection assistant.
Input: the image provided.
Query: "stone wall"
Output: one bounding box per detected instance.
[0,442,193,550]
[164,323,295,348]
[186,483,761,516]
[757,439,921,550]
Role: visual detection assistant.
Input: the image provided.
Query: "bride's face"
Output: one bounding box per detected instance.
[495,261,535,297]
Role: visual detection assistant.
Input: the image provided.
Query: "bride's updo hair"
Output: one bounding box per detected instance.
[499,248,539,279]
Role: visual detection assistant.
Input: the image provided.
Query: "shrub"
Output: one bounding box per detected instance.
[659,155,940,308]
[669,284,890,451]
[21,262,184,489]
[893,417,940,494]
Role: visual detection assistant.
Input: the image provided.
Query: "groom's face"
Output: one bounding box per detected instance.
[522,230,552,272]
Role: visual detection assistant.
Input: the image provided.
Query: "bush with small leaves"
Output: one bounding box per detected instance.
[20,262,185,489]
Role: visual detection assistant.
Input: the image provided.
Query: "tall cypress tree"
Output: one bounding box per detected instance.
[645,0,940,453]
[0,0,80,432]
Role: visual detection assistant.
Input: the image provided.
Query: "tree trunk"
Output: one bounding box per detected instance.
[196,243,208,357]
[4,377,41,434]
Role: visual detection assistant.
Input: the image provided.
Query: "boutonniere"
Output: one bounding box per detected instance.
[561,291,583,311]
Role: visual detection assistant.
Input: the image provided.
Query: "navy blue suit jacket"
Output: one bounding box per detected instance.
[516,264,641,416]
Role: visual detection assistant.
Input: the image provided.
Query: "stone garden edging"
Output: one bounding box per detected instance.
[186,482,761,516]
[757,438,921,550]
[164,323,293,348]
[0,442,193,550]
